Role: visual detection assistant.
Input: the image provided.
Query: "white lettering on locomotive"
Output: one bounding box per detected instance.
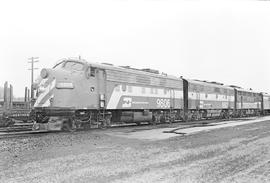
[156,98,170,108]
[122,97,132,108]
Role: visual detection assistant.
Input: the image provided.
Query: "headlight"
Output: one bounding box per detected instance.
[56,82,74,89]
[41,69,49,79]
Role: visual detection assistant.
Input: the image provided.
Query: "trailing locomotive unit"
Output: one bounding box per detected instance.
[184,79,235,120]
[233,87,262,116]
[33,59,185,131]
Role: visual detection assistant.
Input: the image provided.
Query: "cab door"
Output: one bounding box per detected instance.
[240,95,243,109]
[96,69,106,109]
[170,89,175,109]
[196,92,200,109]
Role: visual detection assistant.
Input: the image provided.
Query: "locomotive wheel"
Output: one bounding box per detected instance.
[0,117,15,127]
[62,119,76,132]
[136,122,141,125]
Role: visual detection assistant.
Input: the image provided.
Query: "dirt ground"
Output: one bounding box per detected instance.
[1,117,270,183]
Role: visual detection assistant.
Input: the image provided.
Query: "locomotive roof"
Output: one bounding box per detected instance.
[261,92,270,96]
[235,87,261,94]
[83,60,183,81]
[55,59,269,94]
[186,79,234,90]
[186,79,261,94]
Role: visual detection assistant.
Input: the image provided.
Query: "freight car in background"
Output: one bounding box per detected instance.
[32,58,269,131]
[0,82,32,127]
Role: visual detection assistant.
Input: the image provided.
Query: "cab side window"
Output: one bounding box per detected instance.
[122,85,127,92]
[90,67,96,77]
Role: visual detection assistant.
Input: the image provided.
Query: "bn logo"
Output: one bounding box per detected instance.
[122,97,132,108]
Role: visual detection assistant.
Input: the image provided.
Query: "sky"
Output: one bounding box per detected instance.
[0,0,269,97]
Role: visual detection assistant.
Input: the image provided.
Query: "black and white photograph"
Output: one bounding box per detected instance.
[1,0,270,182]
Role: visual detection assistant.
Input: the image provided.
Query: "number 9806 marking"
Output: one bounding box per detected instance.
[156,99,170,108]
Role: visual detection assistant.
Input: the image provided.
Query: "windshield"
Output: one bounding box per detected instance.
[53,61,65,69]
[63,61,85,71]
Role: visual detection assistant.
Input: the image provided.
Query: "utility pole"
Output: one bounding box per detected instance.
[28,57,39,101]
[9,84,13,110]
[3,81,8,110]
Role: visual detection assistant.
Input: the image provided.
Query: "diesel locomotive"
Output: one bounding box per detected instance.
[32,58,270,131]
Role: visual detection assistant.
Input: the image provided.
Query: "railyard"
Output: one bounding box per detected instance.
[1,58,270,182]
[1,1,270,182]
[1,116,270,183]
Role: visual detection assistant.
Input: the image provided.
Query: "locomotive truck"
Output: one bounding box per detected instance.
[32,58,270,131]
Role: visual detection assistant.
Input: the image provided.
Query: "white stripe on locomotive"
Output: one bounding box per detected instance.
[188,92,235,102]
[34,79,56,107]
[106,85,183,109]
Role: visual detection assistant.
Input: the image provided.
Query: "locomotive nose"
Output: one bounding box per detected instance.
[35,67,77,108]
[34,68,57,107]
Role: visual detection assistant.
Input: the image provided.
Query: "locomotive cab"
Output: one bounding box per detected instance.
[33,59,104,130]
[34,60,91,108]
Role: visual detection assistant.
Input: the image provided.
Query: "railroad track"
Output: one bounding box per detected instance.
[0,116,261,138]
[0,126,32,132]
[0,123,34,138]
